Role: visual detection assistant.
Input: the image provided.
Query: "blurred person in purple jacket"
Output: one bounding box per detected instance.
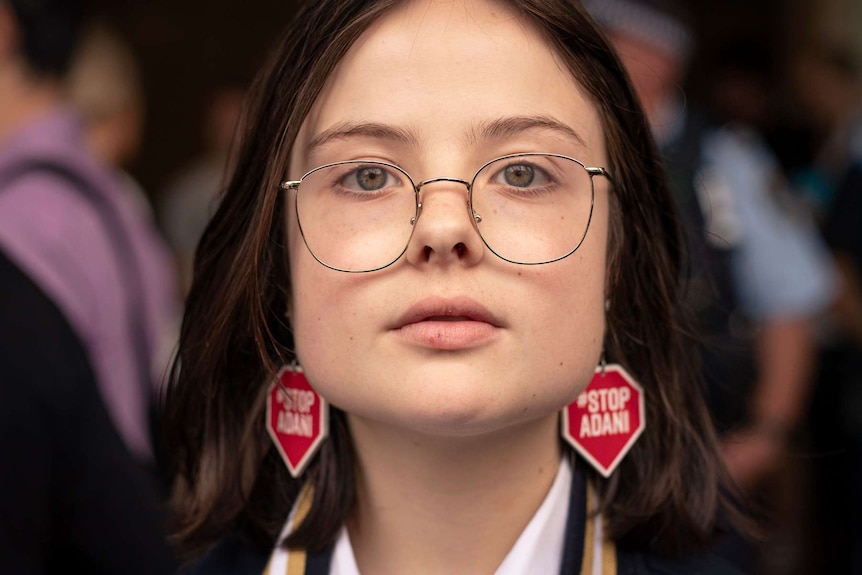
[67,20,181,386]
[0,0,176,572]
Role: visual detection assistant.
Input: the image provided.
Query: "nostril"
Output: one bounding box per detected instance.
[454,242,467,257]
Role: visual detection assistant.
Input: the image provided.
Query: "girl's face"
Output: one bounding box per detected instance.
[286,0,610,437]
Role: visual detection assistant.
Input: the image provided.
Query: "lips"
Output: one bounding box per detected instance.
[393,296,503,329]
[391,296,503,350]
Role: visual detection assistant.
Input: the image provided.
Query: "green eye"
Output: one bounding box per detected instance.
[354,167,387,190]
[503,164,535,187]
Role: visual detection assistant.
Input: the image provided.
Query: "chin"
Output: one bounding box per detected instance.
[316,359,589,438]
[400,399,506,437]
[354,383,568,440]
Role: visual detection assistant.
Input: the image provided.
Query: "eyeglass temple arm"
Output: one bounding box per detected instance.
[586,166,610,180]
[279,180,300,191]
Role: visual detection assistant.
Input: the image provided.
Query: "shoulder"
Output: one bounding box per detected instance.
[0,161,132,328]
[0,164,97,217]
[619,548,746,575]
[0,161,119,259]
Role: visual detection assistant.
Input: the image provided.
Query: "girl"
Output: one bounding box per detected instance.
[166,0,743,573]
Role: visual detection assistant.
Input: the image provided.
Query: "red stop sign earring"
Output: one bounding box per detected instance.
[266,363,329,478]
[561,355,646,478]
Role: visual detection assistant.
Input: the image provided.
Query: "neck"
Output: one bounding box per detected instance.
[346,414,562,575]
[0,64,63,148]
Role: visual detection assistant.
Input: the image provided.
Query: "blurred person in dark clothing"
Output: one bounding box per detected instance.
[0,0,176,572]
[791,40,862,575]
[791,43,862,351]
[791,42,862,219]
[816,158,862,575]
[587,0,835,489]
[586,0,837,572]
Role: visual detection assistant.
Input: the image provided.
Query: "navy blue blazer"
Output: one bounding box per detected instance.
[183,464,744,575]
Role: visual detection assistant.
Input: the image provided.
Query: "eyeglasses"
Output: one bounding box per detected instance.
[280,153,610,273]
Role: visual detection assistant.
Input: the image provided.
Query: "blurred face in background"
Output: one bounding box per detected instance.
[285,0,611,439]
[609,31,684,126]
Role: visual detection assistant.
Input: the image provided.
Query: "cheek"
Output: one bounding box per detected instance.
[288,209,339,367]
[288,225,378,403]
[517,206,609,406]
[531,253,606,368]
[289,262,357,402]
[288,236,353,354]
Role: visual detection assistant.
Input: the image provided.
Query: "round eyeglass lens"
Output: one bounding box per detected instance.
[470,154,594,264]
[294,161,418,272]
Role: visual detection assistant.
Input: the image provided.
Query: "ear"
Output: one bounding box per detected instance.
[0,2,20,63]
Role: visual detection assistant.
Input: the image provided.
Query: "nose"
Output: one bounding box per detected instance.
[405,177,485,268]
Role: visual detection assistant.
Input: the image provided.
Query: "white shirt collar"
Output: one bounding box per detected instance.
[331,457,573,575]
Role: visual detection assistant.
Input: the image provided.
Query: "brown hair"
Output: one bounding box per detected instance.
[164,0,737,562]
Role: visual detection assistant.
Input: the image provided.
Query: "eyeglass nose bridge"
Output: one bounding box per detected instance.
[414,176,471,191]
[410,176,483,226]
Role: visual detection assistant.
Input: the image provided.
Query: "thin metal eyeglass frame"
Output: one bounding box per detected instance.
[279,152,611,273]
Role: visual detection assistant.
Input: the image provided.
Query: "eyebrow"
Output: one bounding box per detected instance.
[303,114,587,158]
[472,115,587,147]
[304,121,419,157]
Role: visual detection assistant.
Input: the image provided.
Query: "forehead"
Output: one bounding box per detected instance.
[293,0,605,171]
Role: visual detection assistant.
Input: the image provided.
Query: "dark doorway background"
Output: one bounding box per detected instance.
[86,0,299,200]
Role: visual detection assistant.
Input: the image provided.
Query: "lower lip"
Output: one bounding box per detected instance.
[395,320,499,350]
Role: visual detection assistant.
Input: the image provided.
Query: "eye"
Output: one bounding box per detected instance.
[341,165,399,192]
[503,164,534,187]
[493,162,552,188]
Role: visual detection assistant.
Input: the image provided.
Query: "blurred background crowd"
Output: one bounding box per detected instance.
[1,0,862,573]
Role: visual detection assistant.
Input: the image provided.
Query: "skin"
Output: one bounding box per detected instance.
[84,103,144,169]
[286,0,610,572]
